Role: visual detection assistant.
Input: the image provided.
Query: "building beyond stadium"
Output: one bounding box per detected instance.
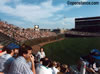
[75,16,100,32]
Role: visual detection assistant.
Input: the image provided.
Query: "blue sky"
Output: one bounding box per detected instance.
[0,0,100,29]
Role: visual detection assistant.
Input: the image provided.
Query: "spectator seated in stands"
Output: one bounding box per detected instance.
[36,57,52,74]
[7,43,19,58]
[49,61,60,74]
[36,47,46,62]
[0,43,20,73]
[9,45,36,74]
[0,44,6,56]
[58,64,71,74]
[89,49,100,73]
[79,49,100,74]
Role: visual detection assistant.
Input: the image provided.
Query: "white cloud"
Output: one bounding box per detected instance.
[0,0,64,23]
[0,0,83,29]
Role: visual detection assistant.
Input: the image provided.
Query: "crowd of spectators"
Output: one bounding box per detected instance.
[65,30,100,37]
[0,43,71,74]
[1,43,100,74]
[0,21,57,42]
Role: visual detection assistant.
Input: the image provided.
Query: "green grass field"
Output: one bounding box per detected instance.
[43,37,100,65]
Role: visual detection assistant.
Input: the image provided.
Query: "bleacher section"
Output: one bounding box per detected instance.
[0,21,57,43]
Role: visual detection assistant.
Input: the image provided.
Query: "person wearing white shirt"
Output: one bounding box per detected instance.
[36,58,52,74]
[50,61,59,74]
[36,48,46,61]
